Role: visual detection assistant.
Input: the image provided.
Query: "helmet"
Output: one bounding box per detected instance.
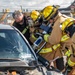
[30,10,40,22]
[41,5,58,21]
[61,18,74,31]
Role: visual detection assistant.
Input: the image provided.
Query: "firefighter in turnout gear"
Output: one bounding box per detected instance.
[41,5,75,74]
[40,5,71,72]
[30,10,45,43]
[60,18,75,75]
[30,10,58,69]
[30,6,68,72]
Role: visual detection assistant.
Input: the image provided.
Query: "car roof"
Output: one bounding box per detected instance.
[0,24,14,30]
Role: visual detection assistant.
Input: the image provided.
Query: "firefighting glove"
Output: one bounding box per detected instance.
[35,32,42,38]
[43,34,49,42]
[35,33,49,42]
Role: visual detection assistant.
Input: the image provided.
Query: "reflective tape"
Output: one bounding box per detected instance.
[65,50,71,57]
[68,58,75,67]
[61,35,70,42]
[44,34,49,42]
[22,26,29,34]
[40,47,52,53]
[52,44,60,50]
[31,34,37,40]
[39,44,60,53]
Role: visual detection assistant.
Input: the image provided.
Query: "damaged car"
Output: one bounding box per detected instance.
[0,24,65,75]
[0,24,47,75]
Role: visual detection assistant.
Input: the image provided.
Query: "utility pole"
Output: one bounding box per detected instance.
[20,5,22,12]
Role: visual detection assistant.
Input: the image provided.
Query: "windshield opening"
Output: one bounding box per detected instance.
[0,29,35,62]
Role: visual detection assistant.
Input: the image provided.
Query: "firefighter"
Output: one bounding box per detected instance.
[30,7,67,72]
[0,9,9,23]
[30,10,57,67]
[12,10,33,45]
[29,10,43,43]
[40,5,71,72]
[60,18,75,75]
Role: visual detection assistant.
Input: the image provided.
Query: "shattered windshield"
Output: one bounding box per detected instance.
[0,29,35,62]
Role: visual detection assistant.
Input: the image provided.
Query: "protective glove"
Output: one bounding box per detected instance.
[31,32,42,40]
[31,34,37,40]
[43,34,49,42]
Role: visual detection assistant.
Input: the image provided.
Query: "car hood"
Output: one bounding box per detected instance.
[0,59,36,71]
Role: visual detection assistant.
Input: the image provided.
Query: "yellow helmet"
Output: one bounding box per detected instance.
[61,18,74,31]
[30,10,40,22]
[41,5,58,21]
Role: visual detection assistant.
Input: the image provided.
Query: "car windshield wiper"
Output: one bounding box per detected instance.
[0,58,21,62]
[0,58,36,68]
